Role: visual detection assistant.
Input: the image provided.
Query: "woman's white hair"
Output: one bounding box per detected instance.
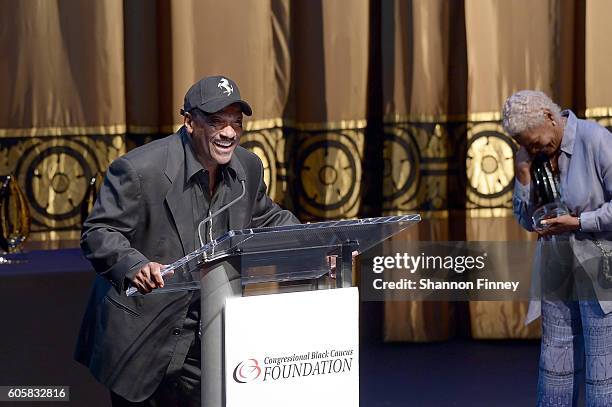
[501,90,562,137]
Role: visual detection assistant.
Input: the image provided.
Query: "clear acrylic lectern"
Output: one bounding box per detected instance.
[127,214,420,407]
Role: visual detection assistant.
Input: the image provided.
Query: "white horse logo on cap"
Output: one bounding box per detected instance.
[217,78,234,96]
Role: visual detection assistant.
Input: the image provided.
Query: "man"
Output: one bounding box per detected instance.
[75,76,299,405]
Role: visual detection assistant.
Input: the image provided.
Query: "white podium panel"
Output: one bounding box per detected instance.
[225,287,359,407]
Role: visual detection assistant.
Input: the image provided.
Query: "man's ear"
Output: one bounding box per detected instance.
[184,113,194,134]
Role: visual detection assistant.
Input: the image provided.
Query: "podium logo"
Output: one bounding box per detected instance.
[233,359,262,383]
[232,350,354,384]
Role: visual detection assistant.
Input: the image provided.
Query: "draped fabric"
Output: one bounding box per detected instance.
[2,0,612,339]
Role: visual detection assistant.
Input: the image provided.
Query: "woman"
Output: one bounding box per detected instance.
[504,90,612,406]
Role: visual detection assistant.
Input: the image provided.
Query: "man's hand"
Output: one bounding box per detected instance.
[131,262,165,294]
[515,146,532,186]
[537,215,580,236]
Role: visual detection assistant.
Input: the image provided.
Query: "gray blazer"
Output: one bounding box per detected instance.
[75,128,298,401]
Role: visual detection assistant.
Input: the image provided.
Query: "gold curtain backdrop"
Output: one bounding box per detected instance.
[2,0,612,340]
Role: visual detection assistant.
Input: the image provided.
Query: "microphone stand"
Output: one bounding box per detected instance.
[197,179,246,248]
[126,179,247,297]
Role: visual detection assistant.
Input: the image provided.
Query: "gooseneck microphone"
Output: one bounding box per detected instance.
[197,179,246,247]
[126,178,247,296]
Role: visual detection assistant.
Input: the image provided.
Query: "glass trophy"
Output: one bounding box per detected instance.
[0,175,31,264]
[530,153,569,229]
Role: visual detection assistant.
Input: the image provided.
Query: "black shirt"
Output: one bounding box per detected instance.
[167,131,238,376]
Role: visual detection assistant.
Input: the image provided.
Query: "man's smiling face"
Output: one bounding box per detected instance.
[186,103,243,170]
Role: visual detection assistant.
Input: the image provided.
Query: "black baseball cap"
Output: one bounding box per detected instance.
[181,75,253,116]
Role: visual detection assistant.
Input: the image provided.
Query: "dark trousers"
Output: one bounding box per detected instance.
[110,337,201,407]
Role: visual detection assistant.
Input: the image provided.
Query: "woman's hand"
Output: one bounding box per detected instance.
[515,147,531,186]
[537,215,580,236]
